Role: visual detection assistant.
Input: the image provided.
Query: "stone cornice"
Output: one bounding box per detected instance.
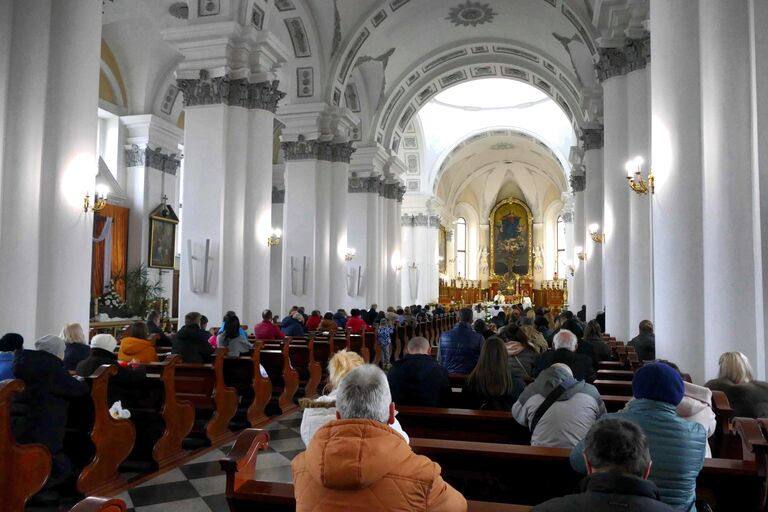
[176,71,285,112]
[282,137,355,163]
[348,172,382,193]
[331,141,356,163]
[124,144,181,175]
[580,128,604,150]
[570,173,586,193]
[402,213,441,228]
[595,37,650,82]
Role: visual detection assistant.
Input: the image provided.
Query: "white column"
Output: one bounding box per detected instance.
[583,141,604,321]
[36,0,102,335]
[269,188,284,313]
[410,214,440,305]
[651,0,706,379]
[401,217,415,306]
[572,190,586,309]
[329,145,354,311]
[700,0,762,379]
[626,67,653,331]
[602,74,631,340]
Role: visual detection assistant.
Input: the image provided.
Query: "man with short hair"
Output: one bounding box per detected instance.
[533,417,673,511]
[534,330,596,382]
[293,365,467,511]
[439,307,484,374]
[628,320,656,362]
[388,337,451,407]
[254,309,285,340]
[172,311,215,363]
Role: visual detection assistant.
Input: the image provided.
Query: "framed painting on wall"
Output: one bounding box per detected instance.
[489,198,533,279]
[148,203,178,269]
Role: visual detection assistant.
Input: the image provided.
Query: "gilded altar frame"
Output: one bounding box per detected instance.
[489,198,534,280]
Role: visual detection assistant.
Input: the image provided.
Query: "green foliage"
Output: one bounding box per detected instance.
[124,264,164,318]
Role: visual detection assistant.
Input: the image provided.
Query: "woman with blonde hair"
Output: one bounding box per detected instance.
[299,349,409,445]
[61,323,90,371]
[706,351,768,418]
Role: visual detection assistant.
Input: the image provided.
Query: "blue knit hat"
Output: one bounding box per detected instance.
[632,362,685,405]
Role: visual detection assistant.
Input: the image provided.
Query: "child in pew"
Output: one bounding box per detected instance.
[378,318,394,370]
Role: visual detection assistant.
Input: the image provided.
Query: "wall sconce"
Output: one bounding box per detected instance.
[589,223,605,244]
[83,184,109,213]
[625,156,654,195]
[566,261,575,277]
[408,261,418,270]
[344,247,356,261]
[267,228,282,247]
[393,259,404,272]
[575,246,586,261]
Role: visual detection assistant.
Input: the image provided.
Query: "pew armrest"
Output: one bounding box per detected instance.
[69,497,126,512]
[220,428,271,493]
[711,390,734,433]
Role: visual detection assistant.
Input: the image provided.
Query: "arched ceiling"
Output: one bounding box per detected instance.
[435,130,566,221]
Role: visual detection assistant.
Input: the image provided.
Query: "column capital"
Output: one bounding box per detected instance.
[331,141,356,163]
[348,172,382,194]
[176,73,286,111]
[396,184,407,203]
[595,36,651,82]
[570,173,586,192]
[279,103,359,143]
[124,144,181,175]
[580,127,604,150]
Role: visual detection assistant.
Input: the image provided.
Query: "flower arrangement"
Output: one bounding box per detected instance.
[98,279,127,315]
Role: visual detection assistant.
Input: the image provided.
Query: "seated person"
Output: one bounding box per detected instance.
[570,363,706,510]
[318,312,338,333]
[473,319,494,339]
[217,310,247,338]
[533,418,673,511]
[118,322,158,364]
[706,351,768,418]
[506,332,541,381]
[305,310,322,331]
[513,364,605,448]
[280,312,307,337]
[439,307,484,374]
[559,311,584,339]
[300,349,408,445]
[76,334,147,403]
[254,309,285,340]
[535,330,595,382]
[576,320,612,371]
[628,319,656,361]
[12,335,89,489]
[172,311,215,364]
[333,309,348,328]
[388,337,451,407]
[217,314,252,356]
[146,310,172,347]
[293,364,467,512]
[61,323,90,371]
[0,332,23,380]
[345,309,368,334]
[462,336,525,410]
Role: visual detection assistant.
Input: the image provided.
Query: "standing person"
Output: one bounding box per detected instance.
[118,322,158,364]
[172,312,215,363]
[12,335,89,491]
[217,314,252,356]
[367,304,378,325]
[706,351,768,418]
[60,323,90,371]
[388,337,451,407]
[293,365,466,512]
[377,318,394,370]
[439,307,484,374]
[628,320,656,362]
[254,309,285,340]
[533,418,673,511]
[345,309,368,334]
[0,333,23,380]
[462,337,526,410]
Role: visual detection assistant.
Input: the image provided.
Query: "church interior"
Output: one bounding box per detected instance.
[2,0,768,511]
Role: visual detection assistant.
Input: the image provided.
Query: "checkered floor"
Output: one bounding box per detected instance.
[29,413,305,512]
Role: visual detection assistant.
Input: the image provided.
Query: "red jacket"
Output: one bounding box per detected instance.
[346,316,368,334]
[254,320,285,340]
[306,315,322,331]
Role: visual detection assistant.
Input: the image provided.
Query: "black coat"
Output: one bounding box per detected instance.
[147,321,172,348]
[534,348,596,383]
[172,325,214,364]
[628,332,656,362]
[387,354,451,407]
[461,375,526,411]
[11,349,89,453]
[75,348,147,405]
[533,471,674,511]
[705,378,768,419]
[577,336,613,371]
[63,342,91,371]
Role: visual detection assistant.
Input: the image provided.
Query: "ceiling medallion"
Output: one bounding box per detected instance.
[446,1,497,27]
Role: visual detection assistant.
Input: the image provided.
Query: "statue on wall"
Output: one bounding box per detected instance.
[533,245,544,274]
[479,246,489,276]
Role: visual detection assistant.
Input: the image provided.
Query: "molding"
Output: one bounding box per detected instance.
[594,36,650,82]
[281,135,324,161]
[570,173,586,192]
[331,141,356,163]
[177,71,285,111]
[580,127,604,150]
[348,172,382,193]
[124,144,181,175]
[404,213,442,228]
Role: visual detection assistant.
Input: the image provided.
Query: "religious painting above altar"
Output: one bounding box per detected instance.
[490,198,533,279]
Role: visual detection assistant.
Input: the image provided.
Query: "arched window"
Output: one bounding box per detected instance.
[456,217,467,278]
[556,215,566,277]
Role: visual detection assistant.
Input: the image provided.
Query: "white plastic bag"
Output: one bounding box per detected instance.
[109,400,131,420]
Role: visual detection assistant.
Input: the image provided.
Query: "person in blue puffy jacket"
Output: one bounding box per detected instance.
[439,307,484,374]
[0,332,23,380]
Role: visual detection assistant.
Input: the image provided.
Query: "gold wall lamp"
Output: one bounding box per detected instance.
[589,223,605,244]
[625,156,654,195]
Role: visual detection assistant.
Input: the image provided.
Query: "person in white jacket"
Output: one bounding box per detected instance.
[299,349,409,446]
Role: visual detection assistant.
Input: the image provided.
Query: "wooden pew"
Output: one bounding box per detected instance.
[219,429,531,512]
[128,356,195,470]
[396,405,531,444]
[364,331,381,365]
[223,344,272,428]
[69,497,126,512]
[594,379,633,396]
[1,379,52,512]
[259,342,299,414]
[285,337,321,400]
[65,365,136,496]
[596,369,634,381]
[174,348,238,445]
[348,333,371,363]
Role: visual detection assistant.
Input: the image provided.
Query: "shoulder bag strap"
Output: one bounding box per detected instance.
[530,383,569,432]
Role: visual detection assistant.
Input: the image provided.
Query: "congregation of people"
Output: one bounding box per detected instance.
[3,299,768,511]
